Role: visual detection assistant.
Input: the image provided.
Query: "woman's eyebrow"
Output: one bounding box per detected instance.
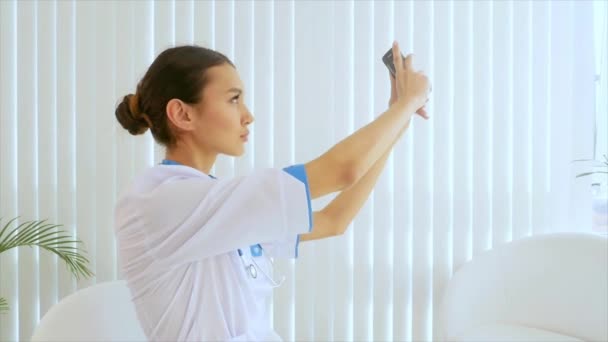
[226,87,243,95]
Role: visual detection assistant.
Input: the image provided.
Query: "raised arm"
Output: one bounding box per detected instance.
[304,42,430,199]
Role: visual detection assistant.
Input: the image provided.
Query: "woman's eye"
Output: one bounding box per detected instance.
[230,95,240,104]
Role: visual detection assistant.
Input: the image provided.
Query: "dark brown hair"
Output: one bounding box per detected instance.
[115,45,234,146]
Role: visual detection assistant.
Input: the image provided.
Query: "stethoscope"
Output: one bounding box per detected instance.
[160,159,285,288]
[237,246,285,288]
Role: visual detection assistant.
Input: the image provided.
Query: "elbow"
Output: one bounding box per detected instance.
[331,218,350,237]
[333,223,348,237]
[339,160,362,189]
[319,209,345,238]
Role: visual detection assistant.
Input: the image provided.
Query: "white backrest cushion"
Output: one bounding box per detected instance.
[439,233,608,341]
[31,280,146,342]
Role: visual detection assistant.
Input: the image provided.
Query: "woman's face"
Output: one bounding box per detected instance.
[190,63,254,157]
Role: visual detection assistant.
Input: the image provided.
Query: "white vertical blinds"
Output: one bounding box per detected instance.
[0,1,598,341]
[595,0,608,162]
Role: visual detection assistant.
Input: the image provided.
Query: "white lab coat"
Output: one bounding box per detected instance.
[114,163,312,341]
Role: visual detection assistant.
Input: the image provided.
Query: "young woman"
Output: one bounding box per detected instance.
[114,41,430,341]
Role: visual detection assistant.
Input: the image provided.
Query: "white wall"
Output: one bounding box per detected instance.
[0,0,597,341]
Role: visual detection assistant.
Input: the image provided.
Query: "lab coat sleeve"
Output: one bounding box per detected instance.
[138,166,312,268]
[261,164,313,259]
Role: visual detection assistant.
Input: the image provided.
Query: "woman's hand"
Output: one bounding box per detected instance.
[389,72,429,119]
[388,41,430,120]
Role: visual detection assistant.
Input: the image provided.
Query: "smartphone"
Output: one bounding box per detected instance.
[382,47,405,78]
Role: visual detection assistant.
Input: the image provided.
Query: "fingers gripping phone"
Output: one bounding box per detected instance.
[382,47,405,78]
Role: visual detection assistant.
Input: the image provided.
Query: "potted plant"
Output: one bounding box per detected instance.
[574,154,608,233]
[0,217,94,312]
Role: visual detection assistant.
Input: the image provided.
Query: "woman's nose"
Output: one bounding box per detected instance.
[243,108,254,125]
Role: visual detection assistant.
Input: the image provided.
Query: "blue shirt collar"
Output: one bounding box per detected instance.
[160,159,216,179]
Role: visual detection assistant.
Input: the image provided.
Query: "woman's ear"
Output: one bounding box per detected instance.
[166,99,195,131]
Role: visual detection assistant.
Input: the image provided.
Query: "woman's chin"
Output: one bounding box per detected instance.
[225,145,245,157]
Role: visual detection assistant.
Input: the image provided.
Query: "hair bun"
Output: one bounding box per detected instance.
[115,94,149,135]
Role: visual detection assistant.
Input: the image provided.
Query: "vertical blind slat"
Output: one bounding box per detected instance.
[114,0,135,278]
[372,2,395,341]
[94,0,117,283]
[491,0,514,247]
[531,0,551,236]
[331,2,355,340]
[17,1,40,338]
[411,1,434,340]
[75,0,97,291]
[432,1,456,340]
[55,0,77,300]
[352,1,375,340]
[130,1,154,177]
[549,1,576,232]
[392,2,416,340]
[213,0,235,178]
[512,0,533,240]
[452,0,473,269]
[471,1,493,257]
[272,1,297,338]
[37,0,58,318]
[0,1,19,340]
[233,0,254,176]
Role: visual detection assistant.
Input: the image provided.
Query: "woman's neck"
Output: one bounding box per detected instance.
[165,144,217,175]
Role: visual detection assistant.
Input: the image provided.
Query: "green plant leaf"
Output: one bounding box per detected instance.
[576,171,608,178]
[0,218,94,280]
[0,297,8,313]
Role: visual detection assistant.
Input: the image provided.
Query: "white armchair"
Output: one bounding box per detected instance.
[30,280,146,342]
[438,232,608,342]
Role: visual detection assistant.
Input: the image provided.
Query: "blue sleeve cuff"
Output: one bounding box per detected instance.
[282,164,313,258]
